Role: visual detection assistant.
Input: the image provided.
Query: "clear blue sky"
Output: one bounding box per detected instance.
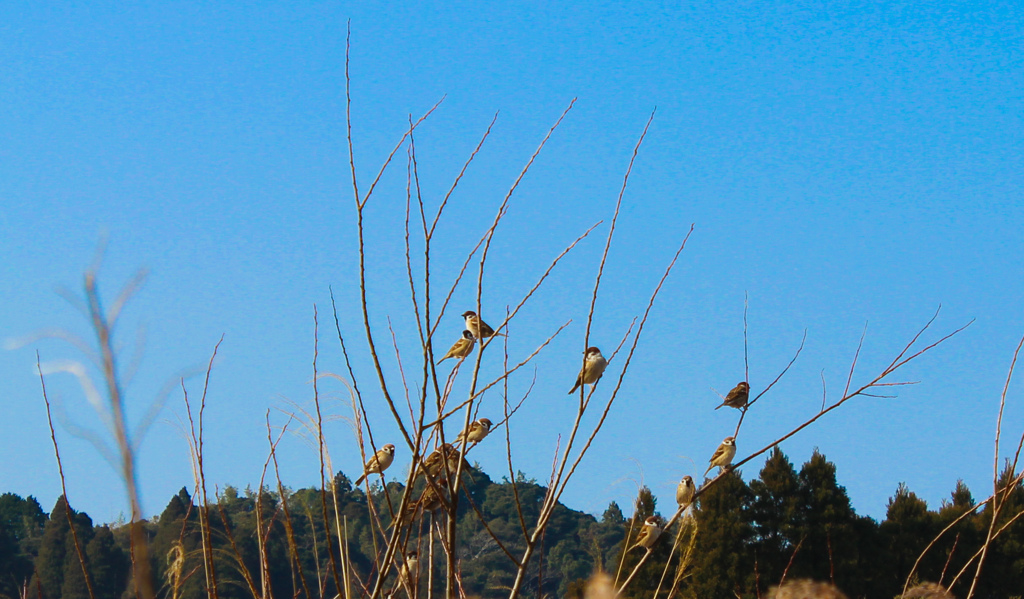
[2,0,1022,524]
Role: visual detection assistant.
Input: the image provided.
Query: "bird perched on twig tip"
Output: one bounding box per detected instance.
[715,381,750,410]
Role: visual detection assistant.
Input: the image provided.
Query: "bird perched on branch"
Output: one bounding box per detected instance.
[418,480,447,513]
[703,437,736,478]
[354,444,396,485]
[462,311,502,339]
[455,418,492,446]
[419,443,471,479]
[629,516,662,551]
[399,551,419,591]
[676,475,695,508]
[715,382,750,410]
[568,347,608,394]
[440,330,476,362]
[389,479,448,529]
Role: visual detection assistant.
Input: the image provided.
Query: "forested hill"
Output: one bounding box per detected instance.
[1,448,1021,598]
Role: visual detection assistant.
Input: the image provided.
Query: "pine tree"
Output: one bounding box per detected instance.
[32,496,72,599]
[592,501,626,572]
[617,486,674,598]
[880,482,935,595]
[0,493,44,597]
[748,447,802,591]
[967,461,1024,598]
[793,450,863,594]
[929,479,978,598]
[0,524,22,598]
[149,487,201,599]
[86,526,129,599]
[59,509,96,599]
[688,470,754,598]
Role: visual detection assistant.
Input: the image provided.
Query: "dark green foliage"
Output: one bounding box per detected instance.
[964,461,1024,598]
[0,493,45,597]
[31,496,72,599]
[616,487,677,598]
[9,452,1024,599]
[749,447,802,586]
[688,470,755,598]
[792,450,862,593]
[86,526,129,599]
[881,482,937,591]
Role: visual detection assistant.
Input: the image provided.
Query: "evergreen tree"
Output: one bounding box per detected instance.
[87,526,129,599]
[0,524,22,598]
[0,493,47,550]
[0,493,44,597]
[32,496,72,599]
[592,501,626,572]
[688,470,754,598]
[793,450,862,594]
[933,479,979,598]
[59,509,96,599]
[968,461,1024,598]
[617,487,675,598]
[748,447,802,590]
[880,482,935,595]
[10,452,1024,598]
[149,488,201,599]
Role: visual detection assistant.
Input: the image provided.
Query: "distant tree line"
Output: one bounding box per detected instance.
[2,449,1021,598]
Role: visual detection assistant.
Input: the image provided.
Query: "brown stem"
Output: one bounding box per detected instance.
[37,354,97,599]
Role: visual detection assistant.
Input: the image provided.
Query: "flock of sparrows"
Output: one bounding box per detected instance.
[355,310,753,565]
[356,311,614,492]
[629,381,750,552]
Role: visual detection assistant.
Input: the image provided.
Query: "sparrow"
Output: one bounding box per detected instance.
[354,444,396,485]
[455,418,493,446]
[439,330,476,362]
[399,551,419,590]
[390,479,447,529]
[417,479,448,512]
[715,382,750,410]
[419,444,470,479]
[629,516,662,551]
[568,347,608,394]
[703,437,737,478]
[676,475,695,507]
[462,311,503,339]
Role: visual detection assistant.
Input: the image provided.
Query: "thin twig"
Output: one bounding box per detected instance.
[37,353,97,599]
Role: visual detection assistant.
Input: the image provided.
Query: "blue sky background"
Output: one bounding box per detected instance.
[2,0,1023,524]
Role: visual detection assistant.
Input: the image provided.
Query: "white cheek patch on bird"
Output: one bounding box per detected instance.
[568,347,608,394]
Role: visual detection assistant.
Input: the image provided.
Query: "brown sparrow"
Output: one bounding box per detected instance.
[462,311,502,339]
[399,551,419,590]
[568,347,608,394]
[420,443,470,479]
[455,417,493,446]
[439,330,476,362]
[354,444,396,485]
[629,516,662,551]
[676,475,695,507]
[715,382,750,410]
[418,479,448,512]
[390,479,447,529]
[703,437,737,478]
